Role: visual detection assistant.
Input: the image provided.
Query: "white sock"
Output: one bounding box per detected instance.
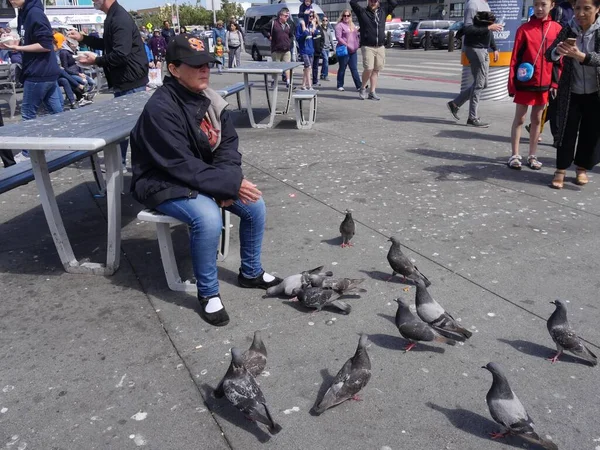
[262,272,275,282]
[204,296,224,313]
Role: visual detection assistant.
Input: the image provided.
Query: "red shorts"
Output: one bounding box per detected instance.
[513,90,549,106]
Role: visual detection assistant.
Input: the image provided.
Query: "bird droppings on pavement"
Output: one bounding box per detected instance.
[283,406,300,415]
[131,412,147,421]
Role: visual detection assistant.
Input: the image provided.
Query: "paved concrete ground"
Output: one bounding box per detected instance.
[1,53,599,450]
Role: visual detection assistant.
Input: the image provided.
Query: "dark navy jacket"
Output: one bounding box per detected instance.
[17,0,60,83]
[130,76,243,209]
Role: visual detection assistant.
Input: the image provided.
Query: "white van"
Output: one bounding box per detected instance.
[243,1,337,63]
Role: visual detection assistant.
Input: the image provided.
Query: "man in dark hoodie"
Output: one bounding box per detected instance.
[68,0,148,170]
[1,0,63,163]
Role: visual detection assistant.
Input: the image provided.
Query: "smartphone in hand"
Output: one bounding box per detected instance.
[565,37,577,46]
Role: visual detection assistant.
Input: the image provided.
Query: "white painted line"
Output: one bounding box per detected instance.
[383,67,457,76]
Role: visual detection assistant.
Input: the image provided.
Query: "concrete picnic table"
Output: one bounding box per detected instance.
[0,90,152,276]
[227,61,303,129]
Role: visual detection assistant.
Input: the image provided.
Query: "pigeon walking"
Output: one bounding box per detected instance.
[394,298,457,351]
[386,237,431,286]
[291,286,352,314]
[339,210,355,248]
[483,362,558,450]
[547,300,597,366]
[219,348,282,435]
[215,330,268,398]
[313,277,367,296]
[265,265,332,297]
[243,330,268,377]
[414,278,472,340]
[313,334,371,415]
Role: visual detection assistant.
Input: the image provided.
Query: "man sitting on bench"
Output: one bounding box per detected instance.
[130,34,282,327]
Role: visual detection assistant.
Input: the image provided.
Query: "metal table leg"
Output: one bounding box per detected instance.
[283,67,295,114]
[243,73,258,128]
[103,142,123,275]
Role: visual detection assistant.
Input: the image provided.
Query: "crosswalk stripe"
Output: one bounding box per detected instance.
[383,67,456,76]
[419,61,463,67]
[411,64,462,71]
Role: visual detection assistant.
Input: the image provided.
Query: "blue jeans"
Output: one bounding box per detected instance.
[57,77,76,105]
[155,194,267,297]
[21,80,64,156]
[337,51,361,90]
[73,74,95,91]
[114,85,147,164]
[320,48,329,79]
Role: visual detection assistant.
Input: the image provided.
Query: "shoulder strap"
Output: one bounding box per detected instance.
[533,21,552,65]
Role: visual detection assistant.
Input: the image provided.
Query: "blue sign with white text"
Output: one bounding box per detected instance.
[487,0,524,52]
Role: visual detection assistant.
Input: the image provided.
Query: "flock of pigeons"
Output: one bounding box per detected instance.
[212,210,597,449]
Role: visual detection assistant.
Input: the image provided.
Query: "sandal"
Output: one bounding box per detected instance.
[550,170,566,189]
[575,168,588,185]
[507,155,522,170]
[527,155,542,170]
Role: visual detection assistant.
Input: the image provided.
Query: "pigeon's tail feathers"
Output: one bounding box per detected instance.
[519,431,559,450]
[458,327,473,339]
[330,300,352,314]
[308,265,326,274]
[314,386,346,415]
[266,283,284,297]
[431,326,468,342]
[575,344,598,365]
[262,403,282,435]
[434,335,457,346]
[323,271,334,276]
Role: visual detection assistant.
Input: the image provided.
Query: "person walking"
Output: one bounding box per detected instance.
[0,0,63,164]
[214,37,225,73]
[225,22,243,69]
[68,0,149,171]
[149,29,167,63]
[507,0,562,170]
[310,14,323,87]
[335,9,361,92]
[319,16,332,81]
[296,13,316,90]
[262,8,295,87]
[546,0,600,188]
[350,0,400,100]
[446,11,500,127]
[212,20,226,51]
[162,20,175,45]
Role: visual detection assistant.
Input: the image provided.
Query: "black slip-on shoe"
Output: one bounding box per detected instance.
[238,270,283,290]
[466,118,490,128]
[198,294,230,327]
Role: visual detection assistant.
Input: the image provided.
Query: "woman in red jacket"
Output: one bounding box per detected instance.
[507,0,562,170]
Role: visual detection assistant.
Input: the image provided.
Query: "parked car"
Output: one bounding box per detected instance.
[406,20,455,48]
[385,22,408,47]
[243,2,337,64]
[431,21,464,49]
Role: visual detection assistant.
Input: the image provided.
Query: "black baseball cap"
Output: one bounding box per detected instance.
[166,33,220,67]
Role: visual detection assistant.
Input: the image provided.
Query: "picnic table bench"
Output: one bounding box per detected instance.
[216,81,254,111]
[0,90,152,275]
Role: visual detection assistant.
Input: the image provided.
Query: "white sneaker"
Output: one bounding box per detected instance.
[13,152,30,164]
[337,87,345,91]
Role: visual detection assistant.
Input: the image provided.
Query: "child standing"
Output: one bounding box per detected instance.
[507,0,562,170]
[214,37,225,74]
[296,15,316,90]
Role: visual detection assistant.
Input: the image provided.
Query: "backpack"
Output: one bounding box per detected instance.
[550,3,574,28]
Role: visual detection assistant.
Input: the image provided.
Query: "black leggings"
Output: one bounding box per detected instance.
[557,93,600,170]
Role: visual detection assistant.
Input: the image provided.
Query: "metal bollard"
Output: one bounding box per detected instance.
[448,30,455,52]
[424,31,430,50]
[404,31,412,49]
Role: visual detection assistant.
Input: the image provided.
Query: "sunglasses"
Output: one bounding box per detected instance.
[343,14,351,17]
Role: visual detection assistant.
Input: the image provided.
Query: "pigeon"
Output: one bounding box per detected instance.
[265,265,332,297]
[386,237,431,286]
[215,330,268,398]
[414,278,472,340]
[483,362,558,450]
[243,330,268,377]
[313,334,371,415]
[547,300,597,366]
[394,298,457,351]
[220,347,282,435]
[339,210,355,248]
[291,286,352,314]
[312,277,367,295]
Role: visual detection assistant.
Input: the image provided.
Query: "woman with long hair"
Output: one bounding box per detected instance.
[335,10,361,91]
[546,0,600,188]
[225,22,244,69]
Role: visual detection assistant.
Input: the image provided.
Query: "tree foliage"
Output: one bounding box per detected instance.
[130,2,244,29]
